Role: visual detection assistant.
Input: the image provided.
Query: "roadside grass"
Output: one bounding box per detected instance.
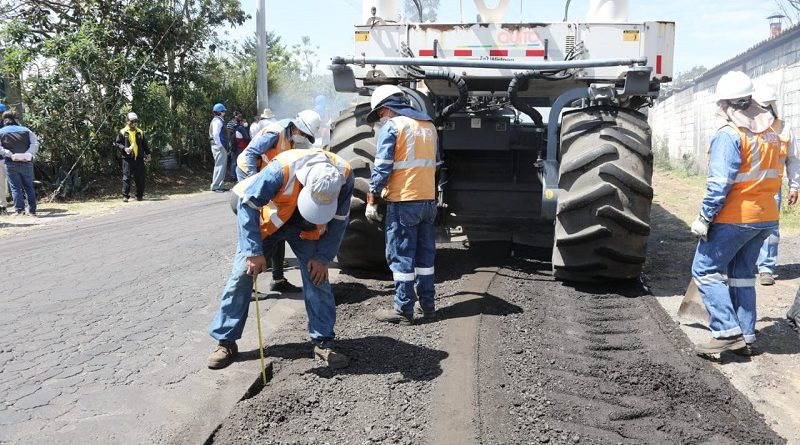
[14,168,210,220]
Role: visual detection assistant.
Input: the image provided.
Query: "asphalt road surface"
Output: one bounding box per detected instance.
[0,191,283,444]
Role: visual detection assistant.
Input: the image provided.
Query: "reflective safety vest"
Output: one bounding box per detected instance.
[234,149,351,241]
[383,116,437,202]
[715,123,783,224]
[236,122,292,174]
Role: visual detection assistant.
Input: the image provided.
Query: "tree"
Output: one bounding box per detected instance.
[404,0,440,22]
[774,0,800,26]
[0,0,247,178]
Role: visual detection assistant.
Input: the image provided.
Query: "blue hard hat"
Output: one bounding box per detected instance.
[0,104,7,112]
[212,103,226,113]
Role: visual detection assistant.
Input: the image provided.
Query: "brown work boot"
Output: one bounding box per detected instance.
[414,303,436,320]
[207,341,238,369]
[314,346,350,369]
[695,335,746,354]
[374,308,413,325]
[759,272,775,286]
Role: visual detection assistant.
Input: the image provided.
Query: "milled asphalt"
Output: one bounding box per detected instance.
[0,191,313,444]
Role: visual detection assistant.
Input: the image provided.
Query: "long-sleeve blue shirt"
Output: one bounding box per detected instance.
[700,127,741,221]
[240,119,292,177]
[237,160,355,263]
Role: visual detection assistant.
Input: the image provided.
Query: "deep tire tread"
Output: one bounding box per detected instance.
[553,106,653,282]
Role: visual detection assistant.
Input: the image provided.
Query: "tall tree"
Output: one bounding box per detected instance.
[404,0,440,22]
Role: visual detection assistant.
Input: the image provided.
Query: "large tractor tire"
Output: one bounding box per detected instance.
[552,106,653,282]
[328,102,388,273]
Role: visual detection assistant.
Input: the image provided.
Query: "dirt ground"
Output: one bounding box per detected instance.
[646,169,800,443]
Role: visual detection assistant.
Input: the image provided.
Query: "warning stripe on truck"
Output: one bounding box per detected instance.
[418,48,545,58]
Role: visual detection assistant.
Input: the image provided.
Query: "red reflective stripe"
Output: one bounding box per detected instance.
[489,49,508,56]
[419,49,434,57]
[454,49,472,56]
[525,49,545,57]
[656,55,662,74]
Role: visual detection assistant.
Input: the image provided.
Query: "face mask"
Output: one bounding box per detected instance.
[292,134,308,144]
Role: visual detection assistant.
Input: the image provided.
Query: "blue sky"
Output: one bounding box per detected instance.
[223,0,788,75]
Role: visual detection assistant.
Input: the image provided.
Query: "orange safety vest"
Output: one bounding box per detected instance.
[383,115,437,202]
[256,149,351,241]
[714,123,783,224]
[236,122,292,173]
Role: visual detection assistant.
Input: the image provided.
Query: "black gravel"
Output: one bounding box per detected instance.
[209,245,784,445]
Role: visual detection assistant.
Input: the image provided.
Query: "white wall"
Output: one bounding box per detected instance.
[649,37,800,172]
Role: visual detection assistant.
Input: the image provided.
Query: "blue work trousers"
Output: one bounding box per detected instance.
[5,161,36,213]
[209,224,336,347]
[757,191,781,274]
[692,221,777,343]
[385,201,437,315]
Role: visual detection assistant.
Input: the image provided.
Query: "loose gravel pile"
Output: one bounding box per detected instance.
[211,245,784,445]
[477,257,785,444]
[210,246,476,445]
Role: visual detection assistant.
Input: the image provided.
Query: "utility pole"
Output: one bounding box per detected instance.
[256,0,269,112]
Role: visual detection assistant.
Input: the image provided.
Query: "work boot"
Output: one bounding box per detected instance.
[374,308,413,326]
[269,278,301,293]
[731,344,760,357]
[207,341,238,369]
[313,346,349,369]
[414,303,436,320]
[123,197,129,203]
[0,207,7,215]
[759,272,775,286]
[695,335,746,354]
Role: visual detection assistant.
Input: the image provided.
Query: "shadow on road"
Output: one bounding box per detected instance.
[262,336,448,381]
[644,203,696,296]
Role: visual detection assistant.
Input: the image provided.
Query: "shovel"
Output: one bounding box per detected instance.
[678,279,710,326]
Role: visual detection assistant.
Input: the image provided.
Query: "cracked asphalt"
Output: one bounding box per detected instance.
[0,191,277,444]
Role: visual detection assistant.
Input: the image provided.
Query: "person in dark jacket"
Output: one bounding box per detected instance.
[114,112,151,202]
[0,111,40,216]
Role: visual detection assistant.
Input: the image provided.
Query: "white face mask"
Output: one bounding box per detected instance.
[292,134,308,144]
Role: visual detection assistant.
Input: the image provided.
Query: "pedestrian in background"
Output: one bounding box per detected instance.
[208,103,229,192]
[0,111,40,216]
[0,103,8,215]
[365,85,439,325]
[226,111,250,181]
[752,83,799,285]
[690,71,782,356]
[236,109,321,294]
[249,108,276,137]
[114,112,151,202]
[207,148,354,370]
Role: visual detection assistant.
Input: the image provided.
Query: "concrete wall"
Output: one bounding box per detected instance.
[649,35,800,172]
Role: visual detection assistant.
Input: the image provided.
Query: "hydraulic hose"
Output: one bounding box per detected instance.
[424,70,468,125]
[508,71,544,128]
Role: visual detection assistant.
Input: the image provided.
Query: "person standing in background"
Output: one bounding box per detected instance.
[209,103,229,192]
[751,83,799,285]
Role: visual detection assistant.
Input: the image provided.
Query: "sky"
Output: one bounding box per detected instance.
[222,0,791,76]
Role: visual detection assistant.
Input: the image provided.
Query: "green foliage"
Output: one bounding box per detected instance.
[39,166,93,200]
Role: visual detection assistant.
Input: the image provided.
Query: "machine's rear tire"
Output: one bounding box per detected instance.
[552,106,653,282]
[328,102,388,273]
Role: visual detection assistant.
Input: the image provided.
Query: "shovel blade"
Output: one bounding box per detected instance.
[678,279,710,326]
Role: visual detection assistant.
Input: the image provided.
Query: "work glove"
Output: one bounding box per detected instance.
[0,148,11,158]
[365,192,383,223]
[124,147,133,155]
[690,214,711,241]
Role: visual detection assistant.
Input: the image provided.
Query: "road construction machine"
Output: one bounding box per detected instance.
[328,0,674,282]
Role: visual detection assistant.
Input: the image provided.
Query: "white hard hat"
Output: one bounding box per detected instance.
[716,71,753,101]
[753,84,778,108]
[367,85,404,123]
[127,112,139,121]
[292,109,321,144]
[261,108,275,119]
